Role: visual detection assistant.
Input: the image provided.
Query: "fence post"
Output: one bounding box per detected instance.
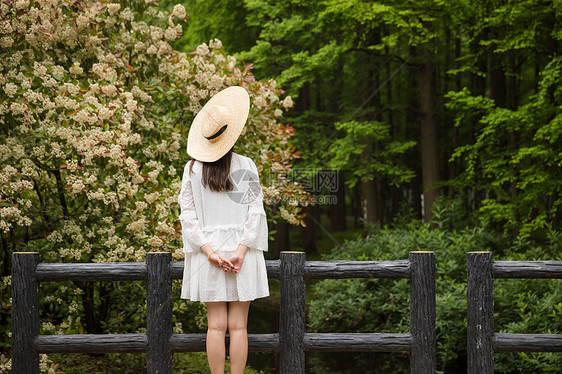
[146,252,173,373]
[279,251,306,374]
[409,251,436,374]
[467,252,494,374]
[12,252,40,374]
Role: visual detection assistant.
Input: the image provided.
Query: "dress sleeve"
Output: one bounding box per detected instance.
[239,158,269,252]
[178,162,209,253]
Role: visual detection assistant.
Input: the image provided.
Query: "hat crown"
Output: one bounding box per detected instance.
[201,105,229,141]
[186,86,250,162]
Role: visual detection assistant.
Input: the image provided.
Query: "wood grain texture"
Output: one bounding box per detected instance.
[169,333,280,352]
[35,334,147,353]
[12,252,40,374]
[493,261,562,279]
[409,252,436,374]
[304,260,410,279]
[279,251,306,374]
[303,333,412,352]
[467,252,494,374]
[493,333,562,352]
[266,260,281,279]
[36,262,147,281]
[146,252,173,373]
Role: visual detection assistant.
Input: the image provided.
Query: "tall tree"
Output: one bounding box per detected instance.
[419,39,440,221]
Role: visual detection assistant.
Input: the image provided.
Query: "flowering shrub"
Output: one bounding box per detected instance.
[0,0,308,370]
[0,0,306,260]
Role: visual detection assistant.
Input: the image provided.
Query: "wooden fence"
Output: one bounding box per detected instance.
[12,250,436,373]
[466,251,562,374]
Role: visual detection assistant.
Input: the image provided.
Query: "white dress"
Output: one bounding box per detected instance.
[178,152,270,302]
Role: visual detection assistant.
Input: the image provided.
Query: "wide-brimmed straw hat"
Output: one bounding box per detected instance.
[186,86,250,162]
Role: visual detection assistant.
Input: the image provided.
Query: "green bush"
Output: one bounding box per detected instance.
[307,220,561,373]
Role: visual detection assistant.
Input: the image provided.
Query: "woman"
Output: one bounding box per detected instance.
[178,86,269,374]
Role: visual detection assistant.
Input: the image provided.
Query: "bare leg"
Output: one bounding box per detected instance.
[227,301,251,374]
[206,302,228,374]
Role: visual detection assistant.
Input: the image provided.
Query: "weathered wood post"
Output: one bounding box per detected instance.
[12,252,40,374]
[279,251,306,374]
[467,252,494,374]
[409,251,436,374]
[146,252,173,373]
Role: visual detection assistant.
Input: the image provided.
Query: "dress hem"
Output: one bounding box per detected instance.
[179,294,270,303]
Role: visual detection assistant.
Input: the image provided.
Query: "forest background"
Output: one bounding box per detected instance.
[1,0,561,373]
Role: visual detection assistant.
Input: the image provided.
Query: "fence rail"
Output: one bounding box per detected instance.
[466,252,562,374]
[12,251,436,374]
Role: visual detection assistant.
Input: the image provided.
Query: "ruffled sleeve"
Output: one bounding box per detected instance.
[239,158,268,252]
[178,162,208,253]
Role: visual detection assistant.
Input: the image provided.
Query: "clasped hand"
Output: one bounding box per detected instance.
[204,243,248,274]
[210,253,240,274]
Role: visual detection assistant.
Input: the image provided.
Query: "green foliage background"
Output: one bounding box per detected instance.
[307,215,562,373]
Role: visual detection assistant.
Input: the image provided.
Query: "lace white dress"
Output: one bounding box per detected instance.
[178,152,270,302]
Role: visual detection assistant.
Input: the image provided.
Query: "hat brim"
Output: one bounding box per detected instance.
[186,86,250,162]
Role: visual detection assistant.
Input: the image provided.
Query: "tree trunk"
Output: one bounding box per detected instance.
[1,234,10,279]
[405,46,422,220]
[295,82,310,112]
[352,184,362,228]
[385,44,394,126]
[488,45,506,108]
[80,281,101,334]
[359,29,384,224]
[326,62,347,231]
[295,81,318,251]
[359,135,383,224]
[301,203,317,253]
[360,143,380,223]
[274,220,291,256]
[329,171,346,231]
[373,142,384,223]
[419,42,440,222]
[470,33,487,97]
[448,37,463,197]
[507,55,519,236]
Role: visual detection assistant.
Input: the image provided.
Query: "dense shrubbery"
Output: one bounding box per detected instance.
[307,212,562,373]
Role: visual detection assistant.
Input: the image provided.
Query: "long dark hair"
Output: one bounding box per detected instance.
[189,148,234,192]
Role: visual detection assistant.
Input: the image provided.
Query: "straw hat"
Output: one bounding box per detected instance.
[186,86,250,162]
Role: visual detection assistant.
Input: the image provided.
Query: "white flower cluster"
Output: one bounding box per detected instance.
[0,354,11,373]
[279,207,299,225]
[1,276,10,286]
[171,4,186,19]
[39,354,56,374]
[0,0,308,287]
